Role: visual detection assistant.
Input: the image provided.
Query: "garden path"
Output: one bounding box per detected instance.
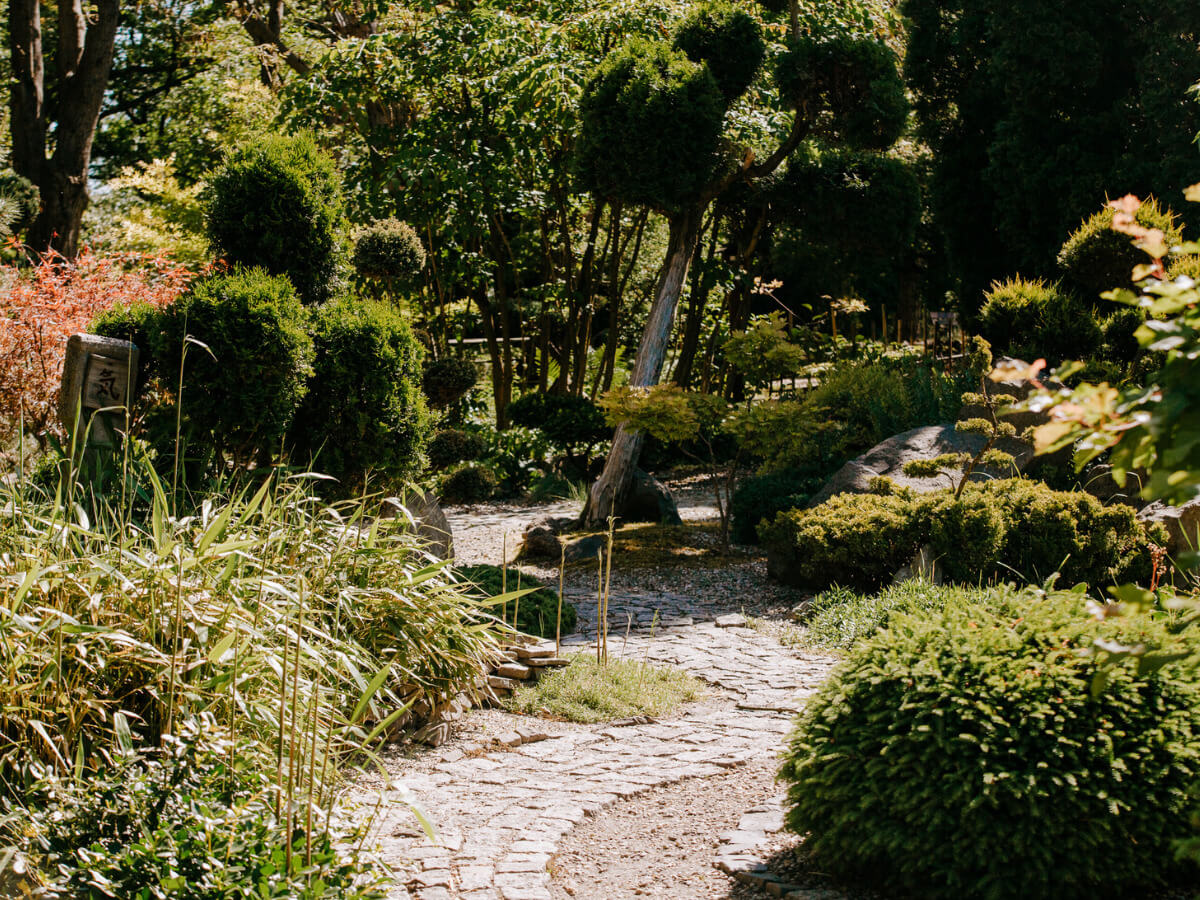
[363,483,844,900]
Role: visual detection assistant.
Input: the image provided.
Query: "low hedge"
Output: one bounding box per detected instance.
[781,586,1200,899]
[761,479,1162,592]
[456,564,576,639]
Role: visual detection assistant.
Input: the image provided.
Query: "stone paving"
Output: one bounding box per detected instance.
[370,612,838,900]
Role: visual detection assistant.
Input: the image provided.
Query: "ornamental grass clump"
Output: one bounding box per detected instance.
[781,585,1200,900]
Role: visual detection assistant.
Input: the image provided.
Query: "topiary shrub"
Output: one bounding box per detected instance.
[729,469,824,544]
[1058,197,1182,299]
[780,586,1200,899]
[507,392,610,460]
[441,465,496,504]
[575,38,726,214]
[287,296,429,493]
[763,479,1162,593]
[427,428,487,471]
[421,357,478,409]
[774,35,908,150]
[761,489,924,592]
[1101,307,1147,365]
[456,564,577,639]
[672,2,765,101]
[114,268,312,467]
[206,133,345,305]
[977,277,1102,363]
[353,218,425,283]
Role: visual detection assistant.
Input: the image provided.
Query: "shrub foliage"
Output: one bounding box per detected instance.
[781,586,1200,899]
[206,133,345,305]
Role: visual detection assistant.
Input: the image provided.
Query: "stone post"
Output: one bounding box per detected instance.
[58,333,139,450]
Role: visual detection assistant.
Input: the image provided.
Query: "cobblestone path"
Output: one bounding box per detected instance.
[371,615,837,900]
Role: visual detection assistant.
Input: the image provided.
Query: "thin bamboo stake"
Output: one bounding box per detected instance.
[556,540,566,658]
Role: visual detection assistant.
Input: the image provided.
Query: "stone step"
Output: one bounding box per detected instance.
[526,657,570,668]
[495,662,532,680]
[488,675,520,692]
[515,644,556,660]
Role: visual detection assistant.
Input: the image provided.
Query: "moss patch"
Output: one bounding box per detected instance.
[506,654,705,724]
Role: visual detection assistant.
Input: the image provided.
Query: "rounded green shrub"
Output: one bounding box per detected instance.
[456,564,577,639]
[761,490,924,591]
[287,296,429,493]
[672,2,765,101]
[507,393,609,455]
[764,479,1162,593]
[575,38,726,213]
[730,469,823,544]
[441,465,496,504]
[150,269,313,463]
[428,428,487,471]
[774,35,908,150]
[977,277,1102,363]
[781,589,1200,899]
[1057,198,1182,298]
[421,357,479,409]
[206,133,345,305]
[0,171,39,233]
[353,218,426,283]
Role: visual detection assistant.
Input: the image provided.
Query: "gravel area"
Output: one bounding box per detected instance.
[550,758,781,900]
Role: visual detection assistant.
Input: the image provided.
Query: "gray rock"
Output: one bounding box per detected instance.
[564,534,607,563]
[382,490,454,560]
[520,525,562,560]
[892,544,944,586]
[1138,499,1200,558]
[617,468,682,525]
[412,721,451,747]
[715,613,748,628]
[1081,462,1149,508]
[807,423,1033,507]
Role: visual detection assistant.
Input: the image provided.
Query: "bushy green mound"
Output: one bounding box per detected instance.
[762,479,1160,592]
[440,465,496,504]
[507,392,610,458]
[1058,197,1182,298]
[781,587,1200,899]
[457,564,576,638]
[672,2,765,101]
[421,357,478,409]
[428,428,487,471]
[96,269,313,466]
[353,217,425,282]
[977,277,1102,363]
[288,296,429,493]
[206,133,346,305]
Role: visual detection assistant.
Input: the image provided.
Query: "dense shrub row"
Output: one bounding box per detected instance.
[781,585,1200,899]
[93,269,429,493]
[761,479,1161,592]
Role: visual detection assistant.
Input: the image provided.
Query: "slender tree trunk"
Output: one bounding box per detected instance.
[582,206,703,527]
[672,220,718,388]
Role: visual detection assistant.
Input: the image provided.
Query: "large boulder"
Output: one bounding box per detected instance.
[806,424,1033,507]
[382,490,454,560]
[617,469,682,525]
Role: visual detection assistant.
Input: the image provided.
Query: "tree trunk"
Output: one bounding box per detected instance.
[582,206,703,527]
[9,0,120,256]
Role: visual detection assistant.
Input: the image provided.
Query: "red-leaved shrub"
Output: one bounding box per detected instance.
[0,248,194,453]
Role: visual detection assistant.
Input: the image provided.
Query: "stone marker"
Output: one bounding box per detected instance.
[58,334,139,449]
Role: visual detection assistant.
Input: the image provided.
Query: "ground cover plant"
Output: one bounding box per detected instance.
[780,584,1200,900]
[506,654,704,724]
